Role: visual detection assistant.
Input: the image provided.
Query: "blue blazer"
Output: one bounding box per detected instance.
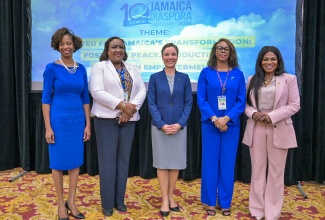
[197,67,246,125]
[148,69,193,129]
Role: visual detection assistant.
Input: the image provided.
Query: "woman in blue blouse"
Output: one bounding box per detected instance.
[197,38,246,217]
[42,27,91,220]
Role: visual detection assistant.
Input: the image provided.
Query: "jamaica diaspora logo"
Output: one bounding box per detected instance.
[121,3,150,26]
[121,1,192,27]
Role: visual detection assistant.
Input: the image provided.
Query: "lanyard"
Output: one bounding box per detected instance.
[116,68,125,89]
[216,69,230,96]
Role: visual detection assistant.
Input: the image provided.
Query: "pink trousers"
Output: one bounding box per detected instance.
[249,122,288,220]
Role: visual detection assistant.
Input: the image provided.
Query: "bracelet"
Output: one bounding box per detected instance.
[121,102,125,111]
[211,116,217,122]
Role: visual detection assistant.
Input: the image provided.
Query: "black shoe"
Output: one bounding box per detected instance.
[221,209,231,216]
[160,210,170,217]
[58,207,69,220]
[102,208,113,216]
[115,204,127,212]
[65,201,85,219]
[169,206,180,212]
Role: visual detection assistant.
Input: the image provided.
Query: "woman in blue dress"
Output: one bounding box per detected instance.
[42,27,91,220]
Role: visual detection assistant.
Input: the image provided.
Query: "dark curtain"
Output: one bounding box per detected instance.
[1,0,324,184]
[0,0,31,170]
[28,94,205,181]
[293,0,325,183]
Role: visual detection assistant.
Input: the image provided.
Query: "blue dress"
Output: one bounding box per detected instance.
[42,62,90,170]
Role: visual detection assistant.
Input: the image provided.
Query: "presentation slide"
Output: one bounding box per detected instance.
[32,0,296,90]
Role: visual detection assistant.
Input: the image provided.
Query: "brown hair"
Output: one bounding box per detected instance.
[207,38,239,68]
[50,27,82,52]
[99,37,128,62]
[161,43,179,56]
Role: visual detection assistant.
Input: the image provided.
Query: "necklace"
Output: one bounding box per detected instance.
[166,74,175,82]
[59,58,78,74]
[263,76,273,85]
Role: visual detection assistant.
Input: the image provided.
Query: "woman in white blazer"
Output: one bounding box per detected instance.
[242,46,300,220]
[89,37,146,217]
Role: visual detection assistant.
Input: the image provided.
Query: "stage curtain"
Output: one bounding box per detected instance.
[28,93,296,184]
[28,94,233,181]
[0,0,31,170]
[292,0,325,183]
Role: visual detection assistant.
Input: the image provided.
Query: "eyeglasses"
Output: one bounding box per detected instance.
[216,46,230,53]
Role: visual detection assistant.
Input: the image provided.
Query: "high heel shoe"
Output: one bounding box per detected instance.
[65,201,85,219]
[58,208,69,220]
[169,205,180,212]
[58,216,69,220]
[160,210,170,217]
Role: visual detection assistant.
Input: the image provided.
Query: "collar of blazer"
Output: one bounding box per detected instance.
[160,69,180,79]
[250,73,286,109]
[273,74,286,107]
[160,69,183,98]
[105,60,134,87]
[160,69,182,85]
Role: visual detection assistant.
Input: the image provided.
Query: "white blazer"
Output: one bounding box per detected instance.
[89,60,146,121]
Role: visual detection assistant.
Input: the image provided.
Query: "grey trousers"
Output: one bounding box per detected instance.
[94,118,136,210]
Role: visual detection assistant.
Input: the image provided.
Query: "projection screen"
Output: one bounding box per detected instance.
[31,0,296,90]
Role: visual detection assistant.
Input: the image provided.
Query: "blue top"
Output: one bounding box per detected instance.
[197,67,246,125]
[148,69,193,129]
[41,62,90,170]
[42,62,90,106]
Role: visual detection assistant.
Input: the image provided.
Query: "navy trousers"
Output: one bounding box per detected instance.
[94,118,135,210]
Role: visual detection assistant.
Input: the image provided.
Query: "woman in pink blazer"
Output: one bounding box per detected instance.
[242,46,300,220]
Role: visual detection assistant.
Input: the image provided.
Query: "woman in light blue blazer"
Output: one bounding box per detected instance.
[148,43,192,217]
[197,38,246,217]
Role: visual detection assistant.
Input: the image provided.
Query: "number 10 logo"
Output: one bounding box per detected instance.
[120,3,150,26]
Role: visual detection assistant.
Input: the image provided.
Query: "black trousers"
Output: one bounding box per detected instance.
[94,118,136,209]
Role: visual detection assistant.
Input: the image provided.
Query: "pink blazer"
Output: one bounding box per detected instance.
[242,73,300,149]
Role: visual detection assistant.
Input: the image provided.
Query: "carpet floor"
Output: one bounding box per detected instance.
[0,168,324,220]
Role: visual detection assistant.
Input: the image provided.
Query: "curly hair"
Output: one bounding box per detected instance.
[207,38,239,69]
[99,37,128,62]
[51,27,83,52]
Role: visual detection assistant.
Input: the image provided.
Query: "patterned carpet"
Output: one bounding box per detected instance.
[0,168,324,220]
